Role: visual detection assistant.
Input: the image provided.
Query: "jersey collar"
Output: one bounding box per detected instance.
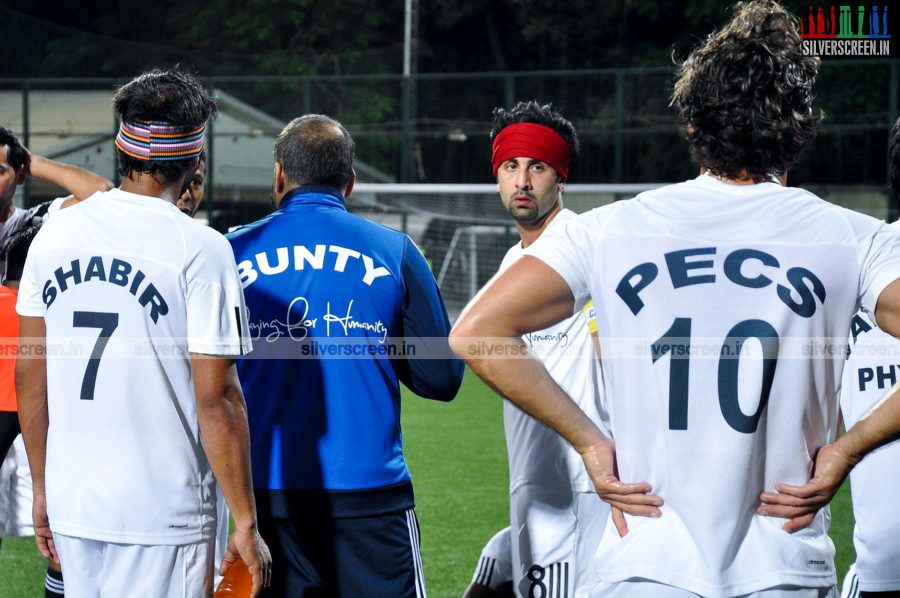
[279,186,347,211]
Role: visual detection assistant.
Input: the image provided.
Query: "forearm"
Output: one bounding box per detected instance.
[457,334,608,453]
[450,257,609,453]
[16,390,48,493]
[837,380,900,462]
[28,156,113,200]
[15,327,48,493]
[400,239,464,400]
[193,358,258,530]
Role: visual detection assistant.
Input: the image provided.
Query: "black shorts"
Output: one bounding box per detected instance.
[0,411,20,463]
[258,506,426,598]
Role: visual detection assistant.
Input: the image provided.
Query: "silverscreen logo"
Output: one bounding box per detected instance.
[800,5,891,56]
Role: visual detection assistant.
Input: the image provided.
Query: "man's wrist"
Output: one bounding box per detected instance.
[231,515,258,532]
[576,437,613,460]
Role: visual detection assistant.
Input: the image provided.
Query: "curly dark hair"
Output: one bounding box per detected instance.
[0,125,29,173]
[490,100,580,176]
[113,69,217,184]
[670,1,823,181]
[890,117,900,195]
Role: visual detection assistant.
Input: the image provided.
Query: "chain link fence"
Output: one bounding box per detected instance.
[1,60,897,233]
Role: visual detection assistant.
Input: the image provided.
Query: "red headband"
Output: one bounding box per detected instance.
[491,123,572,182]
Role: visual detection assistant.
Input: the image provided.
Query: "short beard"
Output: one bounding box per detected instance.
[507,205,539,224]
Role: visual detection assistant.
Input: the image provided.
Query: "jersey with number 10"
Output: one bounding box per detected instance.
[16,188,251,545]
[526,174,900,597]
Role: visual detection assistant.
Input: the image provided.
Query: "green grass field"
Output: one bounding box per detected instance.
[0,370,856,597]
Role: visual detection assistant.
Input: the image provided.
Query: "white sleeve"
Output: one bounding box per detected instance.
[184,230,252,356]
[858,220,900,317]
[15,235,47,318]
[524,214,594,310]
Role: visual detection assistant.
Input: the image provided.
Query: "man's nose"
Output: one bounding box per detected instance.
[515,168,531,190]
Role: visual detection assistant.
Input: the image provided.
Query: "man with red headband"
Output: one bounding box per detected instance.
[15,69,271,597]
[477,100,608,598]
[453,3,900,596]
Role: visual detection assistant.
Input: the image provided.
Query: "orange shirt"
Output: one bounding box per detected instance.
[0,285,18,412]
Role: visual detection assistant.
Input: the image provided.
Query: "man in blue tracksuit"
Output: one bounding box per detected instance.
[227,114,464,597]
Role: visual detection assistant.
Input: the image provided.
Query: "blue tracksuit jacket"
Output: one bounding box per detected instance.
[227,186,463,517]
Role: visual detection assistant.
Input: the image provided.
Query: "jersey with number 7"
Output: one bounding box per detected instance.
[16,188,250,545]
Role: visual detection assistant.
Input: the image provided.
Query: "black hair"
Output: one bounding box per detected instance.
[890,117,900,195]
[0,125,29,173]
[4,224,40,283]
[670,0,823,181]
[113,69,217,184]
[489,100,580,170]
[274,115,355,191]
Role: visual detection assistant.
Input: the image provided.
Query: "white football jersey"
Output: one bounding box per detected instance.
[839,310,900,592]
[499,209,609,494]
[526,174,900,597]
[17,188,251,545]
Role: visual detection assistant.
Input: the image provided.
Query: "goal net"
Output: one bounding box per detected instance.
[347,183,666,312]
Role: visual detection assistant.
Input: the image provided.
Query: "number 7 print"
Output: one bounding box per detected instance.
[73,311,119,401]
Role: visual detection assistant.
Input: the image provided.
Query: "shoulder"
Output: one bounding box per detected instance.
[182,218,234,257]
[347,211,409,242]
[552,202,626,241]
[1,207,27,236]
[499,241,524,271]
[226,212,278,245]
[330,210,413,259]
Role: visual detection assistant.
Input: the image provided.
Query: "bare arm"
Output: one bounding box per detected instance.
[874,278,900,336]
[759,281,900,530]
[15,316,57,563]
[449,257,662,535]
[760,380,900,530]
[191,354,271,596]
[27,155,113,200]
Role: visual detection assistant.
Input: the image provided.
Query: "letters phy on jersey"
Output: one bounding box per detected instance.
[41,257,168,323]
[615,247,826,317]
[237,244,391,287]
[852,314,899,392]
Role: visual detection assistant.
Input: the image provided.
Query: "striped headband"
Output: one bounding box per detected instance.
[115,119,206,161]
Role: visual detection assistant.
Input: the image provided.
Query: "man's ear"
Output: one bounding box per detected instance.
[343,168,356,199]
[16,164,27,185]
[273,162,286,195]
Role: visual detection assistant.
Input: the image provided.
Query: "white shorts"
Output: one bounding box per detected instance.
[585,580,837,598]
[0,435,34,537]
[510,486,608,598]
[472,526,513,591]
[842,562,900,596]
[841,565,859,598]
[53,533,214,598]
